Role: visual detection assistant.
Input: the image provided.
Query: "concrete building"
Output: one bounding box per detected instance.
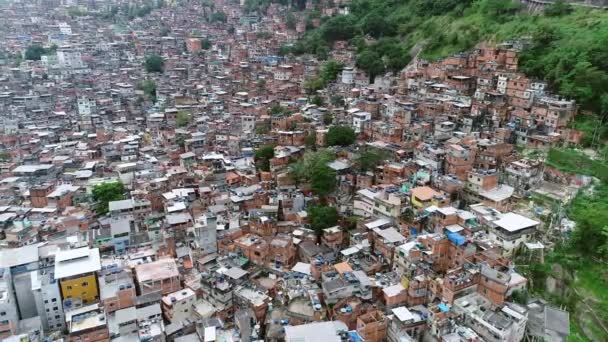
[321,270,373,304]
[65,304,110,342]
[161,288,196,323]
[284,320,349,342]
[54,247,102,307]
[135,259,181,295]
[453,292,527,342]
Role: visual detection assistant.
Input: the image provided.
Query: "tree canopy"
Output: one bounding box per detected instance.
[211,11,227,23]
[326,125,357,147]
[145,54,164,73]
[355,147,391,173]
[92,182,126,214]
[290,0,608,116]
[255,144,275,172]
[308,205,339,237]
[137,80,157,102]
[25,44,56,61]
[176,111,190,127]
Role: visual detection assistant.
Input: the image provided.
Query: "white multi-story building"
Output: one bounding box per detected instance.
[454,293,527,342]
[161,288,196,323]
[58,22,72,35]
[341,66,356,84]
[32,270,65,331]
[0,269,19,339]
[77,96,96,116]
[274,65,292,81]
[352,111,371,133]
[57,47,84,69]
[192,214,217,255]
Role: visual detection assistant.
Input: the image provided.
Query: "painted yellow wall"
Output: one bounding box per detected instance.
[59,273,99,305]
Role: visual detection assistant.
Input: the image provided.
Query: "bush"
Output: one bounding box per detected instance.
[145,54,164,73]
[92,182,125,214]
[326,125,357,147]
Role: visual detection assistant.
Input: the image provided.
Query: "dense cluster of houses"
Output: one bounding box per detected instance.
[0,0,584,341]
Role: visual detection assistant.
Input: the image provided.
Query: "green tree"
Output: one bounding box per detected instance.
[269,104,288,116]
[356,49,384,83]
[510,289,529,305]
[304,77,326,94]
[24,44,46,61]
[401,207,416,222]
[544,0,573,17]
[330,95,345,107]
[160,27,171,37]
[137,80,157,102]
[326,125,357,147]
[176,111,190,127]
[311,164,337,198]
[308,205,339,237]
[321,15,357,42]
[322,112,334,125]
[201,38,212,50]
[255,121,271,135]
[355,147,390,172]
[92,182,126,214]
[255,144,275,172]
[319,59,344,83]
[145,54,164,73]
[289,149,335,185]
[257,79,266,91]
[211,11,227,23]
[305,131,317,150]
[285,12,297,30]
[311,96,324,107]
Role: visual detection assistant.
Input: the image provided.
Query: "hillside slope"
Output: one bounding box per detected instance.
[289,0,608,116]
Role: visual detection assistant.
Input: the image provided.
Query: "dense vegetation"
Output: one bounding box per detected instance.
[145,54,164,73]
[546,148,608,182]
[24,44,56,60]
[176,111,190,127]
[92,182,126,215]
[326,125,357,147]
[137,80,157,102]
[307,205,339,237]
[289,149,337,198]
[304,59,344,94]
[287,0,608,117]
[254,144,275,171]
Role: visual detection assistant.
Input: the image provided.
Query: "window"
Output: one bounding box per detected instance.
[44,300,48,304]
[82,282,89,287]
[66,286,72,290]
[52,298,57,302]
[55,315,60,319]
[53,307,58,311]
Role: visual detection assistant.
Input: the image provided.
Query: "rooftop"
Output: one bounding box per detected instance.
[135,259,179,282]
[54,247,101,279]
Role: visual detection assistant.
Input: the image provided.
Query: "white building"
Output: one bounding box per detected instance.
[32,270,65,332]
[352,111,371,133]
[488,212,540,255]
[454,292,527,342]
[192,213,217,255]
[0,268,19,339]
[341,66,356,84]
[57,48,84,69]
[274,65,293,81]
[161,288,196,323]
[285,321,349,342]
[77,96,96,116]
[58,22,72,35]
